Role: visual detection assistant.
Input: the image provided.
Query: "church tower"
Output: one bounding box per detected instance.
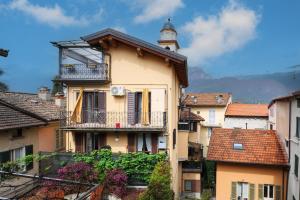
[158,18,179,52]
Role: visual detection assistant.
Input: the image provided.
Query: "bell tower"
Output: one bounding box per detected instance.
[158,18,179,52]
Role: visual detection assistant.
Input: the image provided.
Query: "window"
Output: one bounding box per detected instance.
[209,109,215,124]
[233,143,243,150]
[208,128,212,139]
[297,99,300,108]
[56,130,64,150]
[270,124,273,130]
[10,147,26,171]
[295,155,299,178]
[184,180,192,192]
[237,182,249,200]
[12,128,23,138]
[173,129,176,149]
[296,117,300,138]
[264,184,274,199]
[190,122,197,132]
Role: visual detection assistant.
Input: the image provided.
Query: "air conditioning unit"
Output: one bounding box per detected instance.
[111,86,125,96]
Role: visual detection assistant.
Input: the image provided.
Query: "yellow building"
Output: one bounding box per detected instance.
[53,21,189,197]
[184,93,232,156]
[207,128,289,200]
[0,89,62,173]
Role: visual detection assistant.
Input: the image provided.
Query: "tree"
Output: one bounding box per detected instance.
[51,75,63,96]
[0,69,8,91]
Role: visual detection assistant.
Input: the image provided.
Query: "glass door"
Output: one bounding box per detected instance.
[237,182,249,200]
[263,185,274,200]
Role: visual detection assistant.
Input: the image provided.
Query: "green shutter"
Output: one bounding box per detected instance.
[231,182,237,200]
[275,185,281,200]
[25,145,33,171]
[249,184,255,200]
[258,184,263,200]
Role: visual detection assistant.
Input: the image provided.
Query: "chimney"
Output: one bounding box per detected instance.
[55,92,65,107]
[38,87,51,101]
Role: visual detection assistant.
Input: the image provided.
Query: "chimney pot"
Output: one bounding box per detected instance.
[55,92,65,107]
[38,87,51,101]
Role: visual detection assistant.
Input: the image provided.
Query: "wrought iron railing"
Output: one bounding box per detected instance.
[60,110,167,130]
[59,63,109,80]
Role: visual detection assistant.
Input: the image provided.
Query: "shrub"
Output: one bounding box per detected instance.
[201,189,212,200]
[57,162,98,183]
[105,169,128,198]
[139,161,174,200]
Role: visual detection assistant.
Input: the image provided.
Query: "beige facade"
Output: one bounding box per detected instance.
[215,163,288,200]
[57,27,189,198]
[191,106,229,156]
[0,122,60,173]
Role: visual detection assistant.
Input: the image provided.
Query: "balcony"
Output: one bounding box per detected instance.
[59,63,109,81]
[60,110,167,131]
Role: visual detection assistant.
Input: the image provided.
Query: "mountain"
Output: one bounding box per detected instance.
[187,68,300,103]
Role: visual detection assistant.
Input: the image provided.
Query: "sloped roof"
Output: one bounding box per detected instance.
[0,92,60,121]
[269,90,300,108]
[180,110,205,121]
[225,103,268,117]
[184,93,231,107]
[207,128,288,166]
[81,28,188,87]
[0,100,46,130]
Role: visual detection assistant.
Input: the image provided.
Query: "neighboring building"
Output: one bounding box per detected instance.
[208,128,289,200]
[53,21,189,197]
[0,88,62,173]
[178,109,205,199]
[270,91,300,200]
[183,93,232,156]
[224,103,268,129]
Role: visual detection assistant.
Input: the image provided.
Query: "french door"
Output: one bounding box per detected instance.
[263,185,274,200]
[237,182,249,200]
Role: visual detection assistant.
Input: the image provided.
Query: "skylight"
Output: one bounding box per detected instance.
[233,143,243,150]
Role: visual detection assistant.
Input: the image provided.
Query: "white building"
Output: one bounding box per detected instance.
[269,91,300,200]
[224,103,269,129]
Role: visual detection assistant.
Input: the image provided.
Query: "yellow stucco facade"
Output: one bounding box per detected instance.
[63,41,184,197]
[215,163,288,200]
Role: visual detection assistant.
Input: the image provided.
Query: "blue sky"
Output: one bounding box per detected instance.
[0,0,299,92]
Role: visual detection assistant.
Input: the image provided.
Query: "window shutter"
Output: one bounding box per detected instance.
[127,92,136,125]
[128,134,135,152]
[249,184,255,200]
[231,182,237,200]
[82,92,87,123]
[275,185,281,200]
[98,92,106,124]
[173,129,176,149]
[258,184,263,200]
[296,117,300,138]
[25,145,33,171]
[191,180,196,192]
[0,151,10,164]
[151,133,158,153]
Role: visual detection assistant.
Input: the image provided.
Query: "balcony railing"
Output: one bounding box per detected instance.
[60,110,167,131]
[59,63,109,81]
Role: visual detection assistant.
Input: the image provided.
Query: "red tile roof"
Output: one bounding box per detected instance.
[207,128,288,166]
[184,93,231,107]
[225,103,268,117]
[180,110,205,121]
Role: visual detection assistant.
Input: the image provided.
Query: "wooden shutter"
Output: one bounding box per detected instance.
[297,117,300,138]
[231,182,237,200]
[25,145,33,171]
[275,185,281,200]
[75,133,83,152]
[127,92,136,125]
[98,133,107,148]
[128,134,135,152]
[173,129,176,149]
[0,151,10,164]
[151,133,158,154]
[249,184,255,200]
[191,180,196,192]
[258,184,263,200]
[82,92,87,123]
[98,92,106,124]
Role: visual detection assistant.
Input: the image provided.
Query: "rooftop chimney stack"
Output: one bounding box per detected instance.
[55,92,65,107]
[38,87,51,101]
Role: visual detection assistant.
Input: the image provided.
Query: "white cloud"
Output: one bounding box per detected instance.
[133,0,184,23]
[180,0,260,66]
[6,0,103,28]
[113,26,127,33]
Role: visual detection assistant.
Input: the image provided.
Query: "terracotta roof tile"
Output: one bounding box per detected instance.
[207,128,288,166]
[184,93,231,107]
[180,110,205,121]
[225,103,268,117]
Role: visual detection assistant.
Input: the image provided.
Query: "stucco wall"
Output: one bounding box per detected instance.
[38,122,60,152]
[65,42,182,197]
[288,98,300,200]
[216,163,287,200]
[224,117,268,129]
